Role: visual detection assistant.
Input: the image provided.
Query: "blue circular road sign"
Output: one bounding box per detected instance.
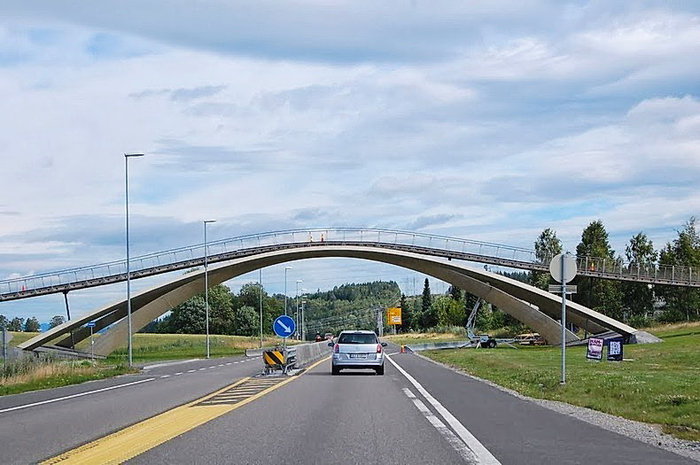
[273,315,296,338]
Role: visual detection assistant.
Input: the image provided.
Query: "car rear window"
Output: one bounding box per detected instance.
[338,333,377,344]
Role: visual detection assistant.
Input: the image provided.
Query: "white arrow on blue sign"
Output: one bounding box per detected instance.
[273,315,296,338]
[86,322,96,328]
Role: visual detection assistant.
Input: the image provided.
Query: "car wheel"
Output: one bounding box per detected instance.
[376,365,384,375]
[489,340,497,348]
[331,366,340,375]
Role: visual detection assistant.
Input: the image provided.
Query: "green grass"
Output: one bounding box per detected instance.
[384,332,467,346]
[0,362,135,396]
[105,333,283,363]
[423,322,700,441]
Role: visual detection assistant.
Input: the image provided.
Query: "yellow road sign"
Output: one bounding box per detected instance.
[387,307,402,325]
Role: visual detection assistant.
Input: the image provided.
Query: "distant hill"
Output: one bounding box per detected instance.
[303,281,401,336]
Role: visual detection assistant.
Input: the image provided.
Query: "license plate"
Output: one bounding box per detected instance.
[349,353,366,358]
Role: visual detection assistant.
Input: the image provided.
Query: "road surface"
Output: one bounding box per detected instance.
[0,348,694,464]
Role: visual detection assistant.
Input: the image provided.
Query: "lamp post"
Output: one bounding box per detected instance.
[124,152,144,368]
[204,219,216,359]
[301,294,307,341]
[259,268,263,349]
[283,266,292,316]
[295,280,302,339]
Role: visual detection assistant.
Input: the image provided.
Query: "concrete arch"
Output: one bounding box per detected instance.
[19,245,640,355]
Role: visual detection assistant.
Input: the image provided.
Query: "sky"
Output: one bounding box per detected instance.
[1,1,699,324]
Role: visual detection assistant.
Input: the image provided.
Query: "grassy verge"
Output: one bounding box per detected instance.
[384,332,467,346]
[1,358,134,396]
[422,322,700,441]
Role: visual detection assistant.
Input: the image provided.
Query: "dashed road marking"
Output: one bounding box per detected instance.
[403,388,478,463]
[388,355,501,465]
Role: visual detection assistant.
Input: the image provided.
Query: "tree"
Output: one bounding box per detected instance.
[8,317,24,331]
[447,285,462,301]
[419,278,438,329]
[658,217,700,321]
[49,315,66,329]
[232,306,259,336]
[532,228,562,290]
[207,285,235,335]
[163,296,206,334]
[0,314,8,328]
[574,220,623,318]
[622,233,657,323]
[398,294,415,331]
[24,317,40,332]
[421,278,432,313]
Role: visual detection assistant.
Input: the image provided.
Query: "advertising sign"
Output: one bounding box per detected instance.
[607,337,624,362]
[586,337,604,361]
[387,307,402,325]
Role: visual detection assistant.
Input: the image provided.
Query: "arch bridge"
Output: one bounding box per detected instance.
[16,230,663,356]
[2,228,697,304]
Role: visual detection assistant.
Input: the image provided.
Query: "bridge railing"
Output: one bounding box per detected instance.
[1,228,697,296]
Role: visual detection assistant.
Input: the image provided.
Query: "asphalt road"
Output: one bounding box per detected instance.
[0,354,262,464]
[0,349,695,464]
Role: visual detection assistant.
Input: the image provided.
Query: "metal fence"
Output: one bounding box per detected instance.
[1,228,697,300]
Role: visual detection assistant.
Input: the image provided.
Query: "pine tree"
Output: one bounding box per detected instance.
[574,220,623,318]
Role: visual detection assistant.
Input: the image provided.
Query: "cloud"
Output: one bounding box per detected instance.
[1,2,699,322]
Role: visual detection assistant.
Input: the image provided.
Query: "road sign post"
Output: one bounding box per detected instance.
[87,321,96,361]
[550,253,577,385]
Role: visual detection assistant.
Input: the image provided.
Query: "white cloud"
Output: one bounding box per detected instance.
[1,1,699,322]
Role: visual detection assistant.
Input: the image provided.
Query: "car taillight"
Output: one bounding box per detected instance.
[334,344,339,353]
[377,344,382,353]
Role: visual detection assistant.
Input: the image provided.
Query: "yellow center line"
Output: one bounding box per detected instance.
[42,357,330,465]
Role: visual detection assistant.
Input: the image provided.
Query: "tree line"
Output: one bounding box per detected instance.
[0,315,65,332]
[532,216,699,326]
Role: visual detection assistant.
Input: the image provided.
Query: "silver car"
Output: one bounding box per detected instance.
[330,330,388,375]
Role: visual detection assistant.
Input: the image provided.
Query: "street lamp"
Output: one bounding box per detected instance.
[284,266,292,316]
[301,291,307,341]
[295,280,302,339]
[124,152,144,368]
[259,268,264,349]
[204,219,216,359]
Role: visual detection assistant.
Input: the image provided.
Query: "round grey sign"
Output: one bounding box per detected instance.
[549,254,577,283]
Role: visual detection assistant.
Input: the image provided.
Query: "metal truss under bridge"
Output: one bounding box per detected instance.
[1,228,698,302]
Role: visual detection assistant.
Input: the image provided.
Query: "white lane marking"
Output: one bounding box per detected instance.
[387,355,501,465]
[175,372,183,376]
[187,369,196,373]
[403,388,477,463]
[142,359,201,370]
[0,378,155,414]
[218,364,224,367]
[225,363,232,366]
[209,366,217,369]
[160,375,171,379]
[198,368,206,371]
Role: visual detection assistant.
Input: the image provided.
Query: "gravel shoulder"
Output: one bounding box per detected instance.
[418,352,700,463]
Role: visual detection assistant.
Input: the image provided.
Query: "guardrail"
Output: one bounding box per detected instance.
[1,227,697,301]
